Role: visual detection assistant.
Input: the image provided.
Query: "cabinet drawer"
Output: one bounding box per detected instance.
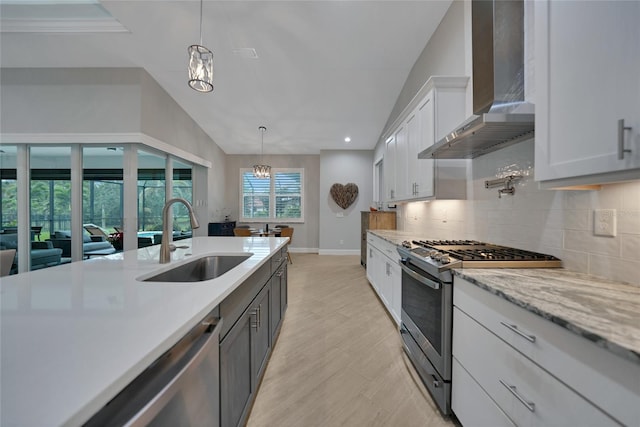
[270,247,286,272]
[454,277,640,426]
[453,307,616,427]
[452,357,515,427]
[367,233,398,261]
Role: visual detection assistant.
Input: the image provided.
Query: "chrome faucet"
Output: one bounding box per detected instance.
[159,198,200,264]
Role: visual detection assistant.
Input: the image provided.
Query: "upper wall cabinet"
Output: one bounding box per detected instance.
[383,76,468,203]
[535,0,640,187]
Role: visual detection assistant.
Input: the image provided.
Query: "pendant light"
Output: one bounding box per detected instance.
[253,126,271,179]
[187,0,214,93]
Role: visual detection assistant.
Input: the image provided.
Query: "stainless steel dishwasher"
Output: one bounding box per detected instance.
[85,312,223,427]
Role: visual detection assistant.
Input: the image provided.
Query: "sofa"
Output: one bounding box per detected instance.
[48,230,116,258]
[0,233,63,273]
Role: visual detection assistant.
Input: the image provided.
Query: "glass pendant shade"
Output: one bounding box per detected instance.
[253,164,271,179]
[188,44,214,93]
[253,126,271,178]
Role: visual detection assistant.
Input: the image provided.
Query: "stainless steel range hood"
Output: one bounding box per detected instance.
[419,0,534,160]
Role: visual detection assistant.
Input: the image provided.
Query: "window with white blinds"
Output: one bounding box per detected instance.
[240,168,304,222]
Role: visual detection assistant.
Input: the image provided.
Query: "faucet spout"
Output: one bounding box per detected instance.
[159,198,200,264]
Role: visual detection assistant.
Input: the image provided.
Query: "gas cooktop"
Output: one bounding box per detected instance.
[399,239,562,270]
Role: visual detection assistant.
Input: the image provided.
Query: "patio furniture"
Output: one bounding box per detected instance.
[0,234,62,273]
[31,226,43,241]
[49,230,116,258]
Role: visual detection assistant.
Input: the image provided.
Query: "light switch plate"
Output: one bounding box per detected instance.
[594,209,616,237]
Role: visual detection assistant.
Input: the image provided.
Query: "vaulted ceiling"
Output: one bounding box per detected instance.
[1,0,453,154]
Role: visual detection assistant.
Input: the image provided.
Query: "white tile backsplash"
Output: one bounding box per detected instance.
[397,139,640,286]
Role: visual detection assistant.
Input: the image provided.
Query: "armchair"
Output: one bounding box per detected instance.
[49,230,116,258]
[0,233,62,273]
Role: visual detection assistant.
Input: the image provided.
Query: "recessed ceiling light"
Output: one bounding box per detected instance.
[344,137,351,143]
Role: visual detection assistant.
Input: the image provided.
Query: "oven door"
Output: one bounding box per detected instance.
[399,257,452,381]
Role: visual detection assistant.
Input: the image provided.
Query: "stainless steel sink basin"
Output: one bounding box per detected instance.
[141,254,252,282]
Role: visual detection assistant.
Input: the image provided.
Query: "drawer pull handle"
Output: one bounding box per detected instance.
[500,322,536,343]
[500,380,535,412]
[431,375,441,388]
[618,118,632,160]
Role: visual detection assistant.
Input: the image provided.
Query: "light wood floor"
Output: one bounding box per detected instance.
[246,254,457,427]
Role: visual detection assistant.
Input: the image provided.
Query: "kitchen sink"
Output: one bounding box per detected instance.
[141,254,252,282]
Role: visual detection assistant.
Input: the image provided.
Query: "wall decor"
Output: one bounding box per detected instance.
[330,183,359,209]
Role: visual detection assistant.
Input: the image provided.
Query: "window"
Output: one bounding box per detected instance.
[240,169,303,222]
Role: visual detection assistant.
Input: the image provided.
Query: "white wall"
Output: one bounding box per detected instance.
[224,154,320,252]
[319,150,374,254]
[0,68,141,133]
[378,0,466,156]
[398,140,640,286]
[0,68,227,233]
[139,71,227,234]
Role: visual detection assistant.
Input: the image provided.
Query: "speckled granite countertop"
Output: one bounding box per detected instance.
[369,229,421,246]
[368,230,640,364]
[455,269,640,364]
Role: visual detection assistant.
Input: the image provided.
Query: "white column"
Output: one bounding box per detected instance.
[16,145,30,273]
[71,145,83,262]
[123,145,138,252]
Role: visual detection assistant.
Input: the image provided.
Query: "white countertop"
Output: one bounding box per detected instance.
[0,236,288,427]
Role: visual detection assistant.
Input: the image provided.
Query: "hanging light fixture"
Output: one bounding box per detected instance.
[253,126,271,179]
[187,0,214,93]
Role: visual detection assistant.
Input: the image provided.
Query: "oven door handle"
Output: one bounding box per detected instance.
[399,259,441,290]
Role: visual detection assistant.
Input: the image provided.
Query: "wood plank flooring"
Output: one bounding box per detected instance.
[246,254,457,427]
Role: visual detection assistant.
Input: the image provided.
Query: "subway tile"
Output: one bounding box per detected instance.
[563,209,589,231]
[588,255,640,287]
[621,235,640,261]
[618,181,640,211]
[618,210,640,235]
[552,249,589,273]
[393,172,638,282]
[541,209,564,230]
[564,229,620,257]
[563,190,593,210]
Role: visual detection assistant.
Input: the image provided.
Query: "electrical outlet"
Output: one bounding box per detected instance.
[339,239,344,245]
[594,209,616,237]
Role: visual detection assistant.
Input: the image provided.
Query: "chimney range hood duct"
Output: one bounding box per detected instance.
[419,0,534,160]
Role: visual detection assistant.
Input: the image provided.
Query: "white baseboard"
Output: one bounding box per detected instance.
[289,247,319,254]
[317,249,360,256]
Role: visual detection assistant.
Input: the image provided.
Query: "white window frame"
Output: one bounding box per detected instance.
[239,168,304,223]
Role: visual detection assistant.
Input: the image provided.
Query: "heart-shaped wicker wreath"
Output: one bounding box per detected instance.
[330,183,359,209]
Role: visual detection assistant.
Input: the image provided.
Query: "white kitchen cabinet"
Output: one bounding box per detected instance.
[384,135,396,201]
[366,232,401,325]
[408,94,432,198]
[453,307,615,427]
[452,277,640,427]
[535,0,640,186]
[384,124,409,202]
[451,358,515,427]
[383,76,468,202]
[394,124,410,200]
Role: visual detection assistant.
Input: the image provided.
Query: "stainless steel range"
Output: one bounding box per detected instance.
[396,240,561,415]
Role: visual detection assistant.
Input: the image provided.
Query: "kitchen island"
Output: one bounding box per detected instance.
[0,236,288,427]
